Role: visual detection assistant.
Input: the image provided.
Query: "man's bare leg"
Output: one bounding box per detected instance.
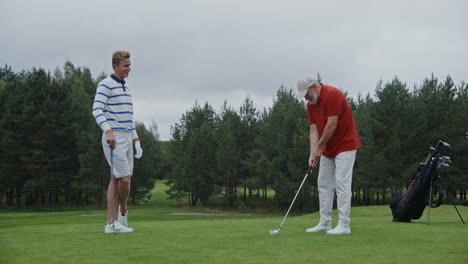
[106,177,119,224]
[118,176,131,214]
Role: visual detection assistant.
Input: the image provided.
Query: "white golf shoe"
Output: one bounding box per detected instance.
[104,221,134,234]
[118,207,128,227]
[306,223,331,233]
[326,224,350,235]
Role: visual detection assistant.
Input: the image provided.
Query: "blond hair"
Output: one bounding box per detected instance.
[112,50,131,69]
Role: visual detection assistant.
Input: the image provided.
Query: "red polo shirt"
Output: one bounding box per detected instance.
[307,84,361,158]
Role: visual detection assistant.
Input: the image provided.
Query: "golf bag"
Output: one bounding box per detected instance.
[390,141,447,222]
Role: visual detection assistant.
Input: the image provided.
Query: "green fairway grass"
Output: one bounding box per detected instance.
[1,182,467,264]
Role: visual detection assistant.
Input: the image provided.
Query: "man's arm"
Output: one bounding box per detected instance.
[92,83,116,149]
[92,85,112,132]
[309,124,319,167]
[311,116,338,167]
[309,124,319,156]
[317,115,338,149]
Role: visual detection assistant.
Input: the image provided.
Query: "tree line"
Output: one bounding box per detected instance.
[0,63,163,208]
[165,76,468,210]
[1,62,467,210]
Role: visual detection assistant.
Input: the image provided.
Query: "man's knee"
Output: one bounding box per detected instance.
[120,176,131,185]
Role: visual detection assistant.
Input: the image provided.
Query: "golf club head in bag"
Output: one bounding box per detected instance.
[269,167,313,236]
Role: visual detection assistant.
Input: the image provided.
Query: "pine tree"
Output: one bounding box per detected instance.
[216,102,241,207]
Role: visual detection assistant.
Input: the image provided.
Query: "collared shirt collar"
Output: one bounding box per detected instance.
[111,74,126,91]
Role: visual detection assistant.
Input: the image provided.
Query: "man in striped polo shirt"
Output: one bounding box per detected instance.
[92,50,143,234]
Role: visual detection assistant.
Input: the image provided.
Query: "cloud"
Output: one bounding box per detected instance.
[1,0,467,140]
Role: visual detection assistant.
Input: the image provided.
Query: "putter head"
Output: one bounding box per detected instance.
[269,229,280,235]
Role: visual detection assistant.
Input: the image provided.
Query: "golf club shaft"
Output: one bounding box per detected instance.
[278,168,312,229]
[110,149,115,227]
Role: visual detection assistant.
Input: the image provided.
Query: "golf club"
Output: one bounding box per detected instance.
[269,167,313,235]
[110,149,117,235]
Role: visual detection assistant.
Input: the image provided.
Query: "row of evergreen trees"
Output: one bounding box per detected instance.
[165,76,468,209]
[1,62,467,210]
[0,63,162,208]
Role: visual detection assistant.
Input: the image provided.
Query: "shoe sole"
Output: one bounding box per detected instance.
[116,230,134,233]
[326,231,351,235]
[305,229,330,233]
[104,225,134,234]
[305,227,331,233]
[105,229,134,234]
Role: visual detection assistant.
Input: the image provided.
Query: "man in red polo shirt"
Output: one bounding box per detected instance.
[297,77,361,235]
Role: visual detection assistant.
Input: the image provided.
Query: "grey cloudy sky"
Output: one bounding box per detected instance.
[1,0,467,140]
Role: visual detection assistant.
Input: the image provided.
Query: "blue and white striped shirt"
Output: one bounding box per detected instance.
[92,74,138,139]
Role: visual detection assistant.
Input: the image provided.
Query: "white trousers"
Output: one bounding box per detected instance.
[317,150,356,226]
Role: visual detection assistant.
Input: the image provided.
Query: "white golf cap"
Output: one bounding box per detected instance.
[297,77,318,98]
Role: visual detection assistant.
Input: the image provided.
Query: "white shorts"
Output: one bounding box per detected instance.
[102,131,133,178]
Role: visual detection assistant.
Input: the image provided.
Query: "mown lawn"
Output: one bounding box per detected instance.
[1,182,467,264]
